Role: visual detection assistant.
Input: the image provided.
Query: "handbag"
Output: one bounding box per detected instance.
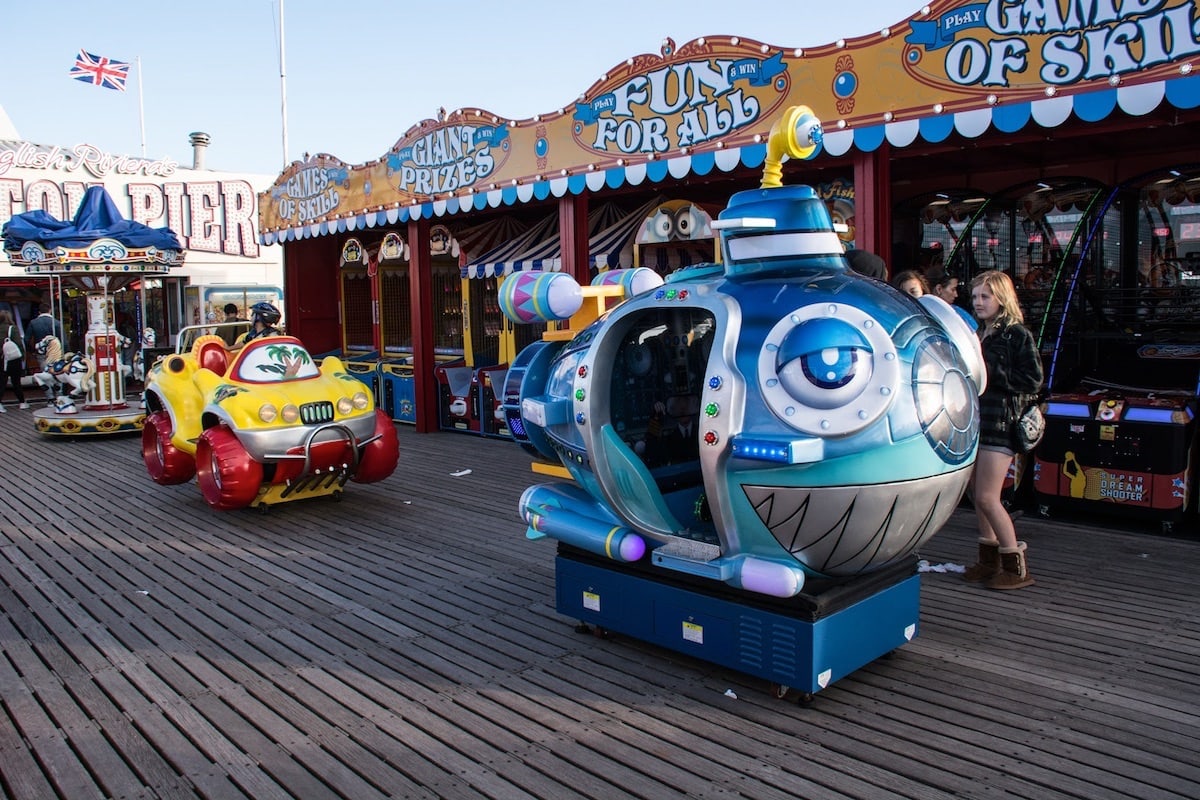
[1012,395,1045,454]
[2,327,21,363]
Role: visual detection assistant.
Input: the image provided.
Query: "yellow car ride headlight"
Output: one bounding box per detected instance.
[258,403,278,423]
[281,404,300,423]
[352,391,369,410]
[337,397,354,415]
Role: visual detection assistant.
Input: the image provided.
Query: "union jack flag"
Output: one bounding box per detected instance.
[69,50,130,92]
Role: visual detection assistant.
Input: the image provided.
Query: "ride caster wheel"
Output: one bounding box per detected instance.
[796,692,815,706]
[770,683,790,700]
[574,622,593,635]
[331,491,343,503]
[258,503,270,514]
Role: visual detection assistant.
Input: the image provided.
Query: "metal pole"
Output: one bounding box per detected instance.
[137,56,147,158]
[279,0,289,166]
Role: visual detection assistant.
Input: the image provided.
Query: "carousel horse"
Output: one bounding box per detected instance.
[32,336,96,414]
[117,333,134,382]
[132,347,146,383]
[131,327,157,383]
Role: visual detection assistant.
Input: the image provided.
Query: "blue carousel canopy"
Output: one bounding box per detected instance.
[3,184,182,251]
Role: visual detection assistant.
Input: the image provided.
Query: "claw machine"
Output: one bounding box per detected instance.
[435,269,494,434]
[433,225,472,432]
[440,214,553,434]
[376,232,416,423]
[337,237,381,404]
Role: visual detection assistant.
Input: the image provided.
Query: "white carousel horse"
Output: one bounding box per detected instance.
[33,336,96,413]
[116,333,134,382]
[129,327,156,383]
[132,347,145,383]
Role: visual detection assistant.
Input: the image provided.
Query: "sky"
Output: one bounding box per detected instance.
[2,0,920,177]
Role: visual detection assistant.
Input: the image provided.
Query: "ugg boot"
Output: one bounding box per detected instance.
[986,541,1034,590]
[962,539,1001,582]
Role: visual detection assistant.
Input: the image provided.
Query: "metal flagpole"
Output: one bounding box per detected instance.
[279,0,289,166]
[137,56,147,157]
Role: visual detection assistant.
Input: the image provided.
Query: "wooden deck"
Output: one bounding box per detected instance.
[1,404,1198,799]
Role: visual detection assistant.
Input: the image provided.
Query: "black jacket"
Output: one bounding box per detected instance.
[978,322,1044,448]
[24,313,63,352]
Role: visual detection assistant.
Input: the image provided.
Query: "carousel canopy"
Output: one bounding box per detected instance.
[3,185,182,251]
[3,185,185,282]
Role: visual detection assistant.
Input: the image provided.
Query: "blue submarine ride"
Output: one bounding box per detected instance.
[499,105,985,699]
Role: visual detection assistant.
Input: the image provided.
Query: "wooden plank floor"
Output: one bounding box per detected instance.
[1,402,1198,799]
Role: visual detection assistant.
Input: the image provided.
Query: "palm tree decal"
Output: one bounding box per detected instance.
[255,345,312,379]
[214,384,247,404]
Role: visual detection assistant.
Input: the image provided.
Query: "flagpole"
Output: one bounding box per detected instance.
[279,0,289,166]
[137,56,147,157]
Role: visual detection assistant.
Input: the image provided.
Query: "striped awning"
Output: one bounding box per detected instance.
[461,213,559,278]
[466,198,666,278]
[452,216,529,263]
[587,198,665,270]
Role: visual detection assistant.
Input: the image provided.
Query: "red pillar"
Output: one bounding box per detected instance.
[407,215,438,432]
[852,144,893,279]
[559,194,589,283]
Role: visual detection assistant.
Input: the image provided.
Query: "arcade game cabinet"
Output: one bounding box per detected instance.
[1033,172,1200,533]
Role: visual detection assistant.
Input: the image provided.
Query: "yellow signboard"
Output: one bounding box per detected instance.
[260,0,1200,234]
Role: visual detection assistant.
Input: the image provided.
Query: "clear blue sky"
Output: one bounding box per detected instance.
[3,0,917,176]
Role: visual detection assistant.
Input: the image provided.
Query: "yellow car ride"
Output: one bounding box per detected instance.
[142,332,399,510]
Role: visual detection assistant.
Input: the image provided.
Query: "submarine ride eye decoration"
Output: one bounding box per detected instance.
[913,335,978,464]
[759,304,898,436]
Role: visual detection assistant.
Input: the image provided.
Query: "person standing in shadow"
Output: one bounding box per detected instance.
[0,309,29,411]
[220,303,249,347]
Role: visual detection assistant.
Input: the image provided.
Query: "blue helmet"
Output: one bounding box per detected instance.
[250,302,281,327]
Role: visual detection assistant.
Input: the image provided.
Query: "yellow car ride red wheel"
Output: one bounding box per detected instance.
[142,411,196,485]
[352,410,400,484]
[195,424,263,509]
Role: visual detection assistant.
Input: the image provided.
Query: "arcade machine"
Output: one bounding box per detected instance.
[441,217,558,435]
[375,231,416,423]
[337,238,383,406]
[1032,170,1200,532]
[434,267,501,434]
[499,106,987,700]
[432,270,477,433]
[912,181,1108,503]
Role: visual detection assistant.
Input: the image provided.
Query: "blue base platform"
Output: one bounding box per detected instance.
[555,546,920,698]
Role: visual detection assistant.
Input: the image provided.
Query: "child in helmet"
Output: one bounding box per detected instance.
[229,302,282,349]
